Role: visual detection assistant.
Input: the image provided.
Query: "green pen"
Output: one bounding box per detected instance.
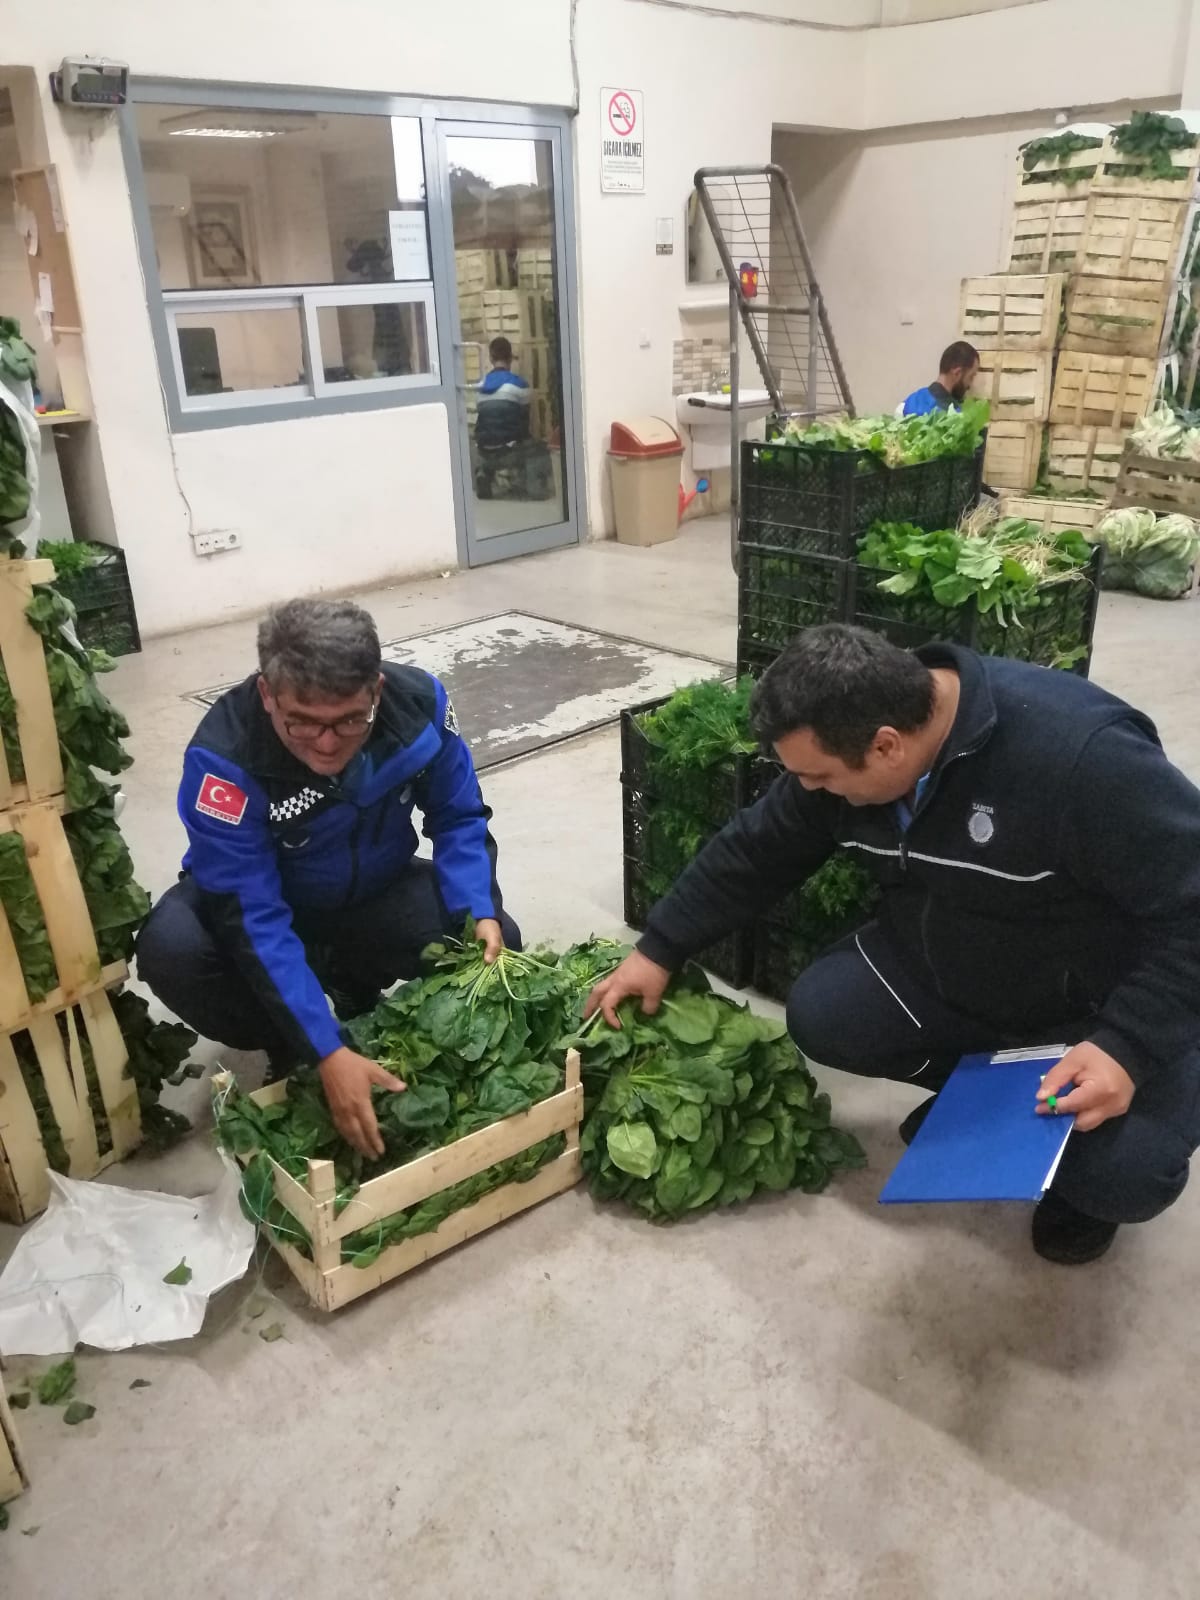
[1039,1073,1059,1112]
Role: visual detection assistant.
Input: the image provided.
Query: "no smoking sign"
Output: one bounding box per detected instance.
[600,86,644,194]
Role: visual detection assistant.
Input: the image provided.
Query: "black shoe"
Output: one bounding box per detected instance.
[326,984,383,1023]
[898,1094,938,1147]
[1032,1190,1119,1265]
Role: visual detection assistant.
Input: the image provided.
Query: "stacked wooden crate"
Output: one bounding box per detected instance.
[456,246,558,441]
[0,558,141,1224]
[960,272,1061,490]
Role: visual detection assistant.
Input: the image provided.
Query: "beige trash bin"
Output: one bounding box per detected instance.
[608,416,684,547]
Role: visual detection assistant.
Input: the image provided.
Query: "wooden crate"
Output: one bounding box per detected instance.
[515,339,555,393]
[1062,276,1177,358]
[1014,145,1102,204]
[481,289,551,343]
[530,394,556,441]
[1077,193,1196,281]
[1110,449,1200,517]
[1050,350,1157,429]
[1007,195,1089,275]
[998,493,1106,538]
[0,558,63,811]
[1045,425,1127,496]
[974,351,1052,420]
[455,248,515,292]
[1093,135,1200,202]
[0,1382,28,1506]
[215,1050,584,1313]
[959,273,1064,351]
[516,246,555,291]
[983,421,1043,490]
[0,802,126,1035]
[0,987,141,1224]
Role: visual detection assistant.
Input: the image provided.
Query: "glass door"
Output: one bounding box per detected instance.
[432,121,580,565]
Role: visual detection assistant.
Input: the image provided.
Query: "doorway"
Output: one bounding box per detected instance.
[431,119,581,566]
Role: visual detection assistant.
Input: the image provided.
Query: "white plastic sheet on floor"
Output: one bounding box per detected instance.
[0,1160,256,1355]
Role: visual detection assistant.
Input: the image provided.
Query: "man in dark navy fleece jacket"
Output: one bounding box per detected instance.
[588,625,1200,1265]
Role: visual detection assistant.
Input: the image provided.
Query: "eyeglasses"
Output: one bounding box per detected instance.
[283,701,377,742]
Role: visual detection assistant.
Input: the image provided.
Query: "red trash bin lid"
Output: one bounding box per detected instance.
[609,416,684,458]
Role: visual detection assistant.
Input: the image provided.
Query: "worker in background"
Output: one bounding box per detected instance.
[475,335,531,449]
[587,625,1200,1267]
[136,598,518,1159]
[901,340,980,417]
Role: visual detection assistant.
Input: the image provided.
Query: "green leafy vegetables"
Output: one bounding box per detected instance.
[1094,507,1200,600]
[1110,110,1198,181]
[1019,131,1103,183]
[781,399,989,468]
[0,832,57,1002]
[64,796,151,965]
[0,318,36,558]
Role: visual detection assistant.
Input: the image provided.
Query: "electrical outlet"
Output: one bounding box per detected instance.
[191,530,241,557]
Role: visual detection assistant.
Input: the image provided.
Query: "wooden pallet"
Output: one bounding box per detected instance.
[1076,193,1197,282]
[1007,195,1089,275]
[1110,449,1200,517]
[958,273,1064,351]
[1061,275,1177,358]
[0,986,140,1223]
[1014,145,1102,204]
[983,421,1043,490]
[215,1049,584,1312]
[1049,350,1158,429]
[998,493,1106,538]
[974,350,1052,420]
[0,558,63,811]
[0,1382,28,1505]
[1092,136,1200,202]
[0,802,127,1035]
[1045,425,1127,496]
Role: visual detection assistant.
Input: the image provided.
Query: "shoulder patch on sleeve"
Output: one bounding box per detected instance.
[444,699,460,736]
[196,772,249,826]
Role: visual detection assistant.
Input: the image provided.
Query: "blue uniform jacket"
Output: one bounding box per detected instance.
[178,663,499,1065]
[902,381,954,417]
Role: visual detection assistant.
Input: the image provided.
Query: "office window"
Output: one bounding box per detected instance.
[133,105,436,417]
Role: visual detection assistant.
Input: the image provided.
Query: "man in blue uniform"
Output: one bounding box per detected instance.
[137,597,517,1158]
[588,626,1200,1266]
[902,340,979,417]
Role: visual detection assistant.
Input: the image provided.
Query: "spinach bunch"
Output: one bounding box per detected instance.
[64,797,151,964]
[22,587,132,808]
[1111,110,1198,181]
[573,977,864,1219]
[0,319,36,557]
[1020,131,1103,181]
[0,830,57,1001]
[109,988,198,1154]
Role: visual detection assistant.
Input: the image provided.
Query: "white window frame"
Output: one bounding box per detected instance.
[164,283,439,413]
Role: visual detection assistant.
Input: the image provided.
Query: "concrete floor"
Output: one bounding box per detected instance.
[3,519,1200,1599]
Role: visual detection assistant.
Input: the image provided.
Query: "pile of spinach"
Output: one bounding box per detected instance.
[0,318,36,558]
[109,988,198,1155]
[1020,131,1103,182]
[1110,110,1198,182]
[574,975,865,1218]
[63,796,151,965]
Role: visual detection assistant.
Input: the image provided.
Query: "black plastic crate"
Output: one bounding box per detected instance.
[50,547,141,657]
[738,546,1102,679]
[622,785,752,989]
[740,438,984,559]
[751,857,882,1004]
[619,697,742,834]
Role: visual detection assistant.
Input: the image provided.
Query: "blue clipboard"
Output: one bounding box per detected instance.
[879,1046,1075,1205]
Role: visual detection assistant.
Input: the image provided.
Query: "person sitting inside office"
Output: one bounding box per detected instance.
[901,340,980,417]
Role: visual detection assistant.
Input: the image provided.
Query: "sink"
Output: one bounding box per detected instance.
[675,388,773,470]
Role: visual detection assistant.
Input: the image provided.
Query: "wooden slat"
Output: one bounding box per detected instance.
[1049,351,1157,429]
[1007,195,1088,276]
[974,351,1052,420]
[1077,194,1195,282]
[0,560,62,807]
[319,1148,582,1312]
[0,1031,50,1222]
[330,1080,583,1241]
[0,959,126,1038]
[307,1157,342,1275]
[1110,449,1200,517]
[1045,425,1127,496]
[79,988,140,1160]
[15,804,101,997]
[25,1011,89,1178]
[983,422,1043,490]
[998,494,1105,537]
[1062,276,1176,358]
[1013,145,1101,204]
[1093,136,1200,203]
[959,273,1064,351]
[0,1384,28,1504]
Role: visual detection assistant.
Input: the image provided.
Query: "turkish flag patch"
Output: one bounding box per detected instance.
[196,772,249,826]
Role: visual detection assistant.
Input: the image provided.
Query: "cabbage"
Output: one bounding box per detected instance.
[1129,405,1188,459]
[1098,508,1199,599]
[1095,506,1157,559]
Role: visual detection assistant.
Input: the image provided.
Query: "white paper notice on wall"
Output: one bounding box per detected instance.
[601,88,644,194]
[388,209,430,280]
[35,271,54,340]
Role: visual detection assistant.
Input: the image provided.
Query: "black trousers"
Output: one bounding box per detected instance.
[785,927,1200,1225]
[135,866,521,1063]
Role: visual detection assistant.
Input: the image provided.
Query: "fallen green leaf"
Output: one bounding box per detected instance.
[21,1525,39,1537]
[8,1392,30,1410]
[37,1358,76,1406]
[0,1504,8,1531]
[162,1258,192,1286]
[245,1294,269,1320]
[129,1379,151,1390]
[63,1400,96,1425]
[259,1322,285,1343]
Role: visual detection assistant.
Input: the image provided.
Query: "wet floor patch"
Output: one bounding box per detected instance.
[183,611,729,769]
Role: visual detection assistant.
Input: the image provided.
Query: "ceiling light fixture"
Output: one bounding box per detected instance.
[168,126,284,139]
[159,110,315,140]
